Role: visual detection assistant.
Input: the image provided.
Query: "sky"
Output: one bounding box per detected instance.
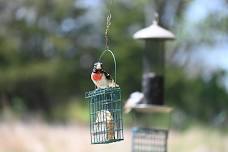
[77,0,101,7]
[185,0,228,88]
[185,0,228,69]
[186,0,228,23]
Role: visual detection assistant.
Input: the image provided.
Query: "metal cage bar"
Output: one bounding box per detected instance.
[132,128,168,152]
[85,87,124,144]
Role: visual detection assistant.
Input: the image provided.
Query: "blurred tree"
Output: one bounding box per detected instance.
[0,0,98,115]
[0,0,227,124]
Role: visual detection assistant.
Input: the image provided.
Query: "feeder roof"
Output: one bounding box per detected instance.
[133,20,175,40]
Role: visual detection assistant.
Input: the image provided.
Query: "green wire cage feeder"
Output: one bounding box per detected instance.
[85,50,124,144]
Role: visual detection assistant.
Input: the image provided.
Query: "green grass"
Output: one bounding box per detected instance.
[0,102,228,152]
[169,125,228,152]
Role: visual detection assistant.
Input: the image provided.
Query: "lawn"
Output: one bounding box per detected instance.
[0,121,227,152]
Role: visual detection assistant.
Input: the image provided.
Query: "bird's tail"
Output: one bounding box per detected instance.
[109,80,119,88]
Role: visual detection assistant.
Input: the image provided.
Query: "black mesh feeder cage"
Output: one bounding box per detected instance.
[132,128,168,152]
[85,50,124,144]
[131,107,172,152]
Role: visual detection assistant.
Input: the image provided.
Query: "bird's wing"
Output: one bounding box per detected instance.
[103,71,112,80]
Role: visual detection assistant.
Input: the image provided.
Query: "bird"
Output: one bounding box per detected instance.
[91,62,119,89]
[95,110,114,141]
[124,91,144,113]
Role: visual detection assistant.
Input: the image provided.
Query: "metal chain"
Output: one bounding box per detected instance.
[105,12,111,50]
[105,0,113,50]
[97,1,117,83]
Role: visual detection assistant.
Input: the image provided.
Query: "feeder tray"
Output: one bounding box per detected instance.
[132,128,168,152]
[133,104,173,113]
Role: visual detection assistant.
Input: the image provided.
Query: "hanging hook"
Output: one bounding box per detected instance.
[99,49,117,83]
[99,0,117,82]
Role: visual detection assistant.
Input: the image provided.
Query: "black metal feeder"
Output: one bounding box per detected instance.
[129,13,175,152]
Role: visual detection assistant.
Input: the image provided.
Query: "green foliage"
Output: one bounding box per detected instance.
[166,66,228,122]
[0,0,93,114]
